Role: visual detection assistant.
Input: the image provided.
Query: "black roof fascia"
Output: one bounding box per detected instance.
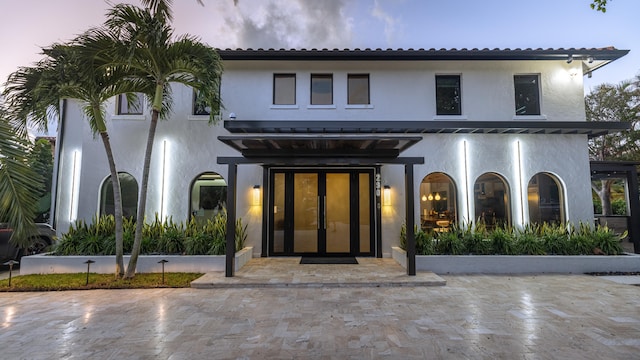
[223,120,631,138]
[216,48,628,62]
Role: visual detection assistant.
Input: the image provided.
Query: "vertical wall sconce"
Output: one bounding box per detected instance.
[383,185,391,206]
[253,185,261,206]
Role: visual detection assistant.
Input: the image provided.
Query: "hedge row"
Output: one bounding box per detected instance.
[54,212,247,256]
[400,222,625,256]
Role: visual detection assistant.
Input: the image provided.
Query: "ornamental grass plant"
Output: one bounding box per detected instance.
[54,211,247,256]
[400,221,627,256]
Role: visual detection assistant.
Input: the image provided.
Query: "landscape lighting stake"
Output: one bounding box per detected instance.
[3,260,19,287]
[84,259,95,285]
[158,259,169,284]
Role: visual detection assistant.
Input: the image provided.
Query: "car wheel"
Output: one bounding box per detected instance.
[24,237,49,256]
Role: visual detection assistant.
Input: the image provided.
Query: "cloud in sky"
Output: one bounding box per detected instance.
[202,0,354,49]
[371,0,401,46]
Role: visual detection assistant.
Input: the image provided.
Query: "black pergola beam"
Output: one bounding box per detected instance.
[224,120,631,138]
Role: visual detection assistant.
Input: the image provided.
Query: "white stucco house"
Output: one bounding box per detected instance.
[50,47,632,275]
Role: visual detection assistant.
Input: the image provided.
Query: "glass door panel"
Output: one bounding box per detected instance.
[293,173,318,253]
[273,173,285,253]
[325,173,350,253]
[359,173,371,253]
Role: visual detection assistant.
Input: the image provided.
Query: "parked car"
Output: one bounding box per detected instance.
[0,223,56,263]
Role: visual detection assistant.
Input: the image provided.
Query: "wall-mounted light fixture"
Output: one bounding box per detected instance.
[383,185,391,206]
[253,185,261,206]
[566,55,573,64]
[587,56,594,64]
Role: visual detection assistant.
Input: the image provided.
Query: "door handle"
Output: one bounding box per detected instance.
[317,196,320,230]
[323,196,327,230]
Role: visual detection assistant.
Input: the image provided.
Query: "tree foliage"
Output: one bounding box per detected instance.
[586,80,640,162]
[586,78,640,215]
[590,0,609,13]
[0,107,42,247]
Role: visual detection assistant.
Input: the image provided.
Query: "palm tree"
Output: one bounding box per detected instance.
[2,42,137,278]
[96,0,222,278]
[0,105,42,247]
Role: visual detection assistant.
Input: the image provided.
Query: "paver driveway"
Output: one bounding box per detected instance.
[1,274,639,359]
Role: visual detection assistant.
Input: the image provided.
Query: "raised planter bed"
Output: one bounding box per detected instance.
[392,247,640,274]
[19,247,254,275]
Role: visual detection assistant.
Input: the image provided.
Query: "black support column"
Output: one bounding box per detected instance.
[627,169,640,253]
[225,163,238,277]
[405,164,416,276]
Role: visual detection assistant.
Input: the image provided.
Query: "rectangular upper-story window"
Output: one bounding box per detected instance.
[514,74,541,115]
[192,90,210,116]
[348,74,370,105]
[435,75,461,115]
[273,74,296,105]
[117,93,144,115]
[311,74,333,105]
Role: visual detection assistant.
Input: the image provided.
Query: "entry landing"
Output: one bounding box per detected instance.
[191,257,446,288]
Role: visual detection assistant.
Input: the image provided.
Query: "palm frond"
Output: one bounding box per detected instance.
[0,113,41,247]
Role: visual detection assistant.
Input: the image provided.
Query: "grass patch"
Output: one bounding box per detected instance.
[0,272,203,292]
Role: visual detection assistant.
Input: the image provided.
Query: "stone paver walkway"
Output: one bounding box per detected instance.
[192,258,446,288]
[1,273,640,359]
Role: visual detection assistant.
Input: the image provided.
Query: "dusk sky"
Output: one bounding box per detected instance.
[1,0,639,93]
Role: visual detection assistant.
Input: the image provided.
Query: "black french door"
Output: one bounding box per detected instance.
[269,169,374,256]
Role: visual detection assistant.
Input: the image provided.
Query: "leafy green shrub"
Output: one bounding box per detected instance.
[515,224,545,255]
[567,223,594,255]
[435,231,465,255]
[458,222,490,255]
[591,226,624,255]
[157,218,185,254]
[53,212,246,256]
[235,217,248,252]
[399,223,434,255]
[489,226,515,255]
[415,229,434,255]
[541,223,570,255]
[612,199,627,215]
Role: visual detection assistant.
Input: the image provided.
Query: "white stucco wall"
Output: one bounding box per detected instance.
[53,57,594,257]
[221,60,585,122]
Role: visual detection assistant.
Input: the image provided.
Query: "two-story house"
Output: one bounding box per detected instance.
[50,47,630,275]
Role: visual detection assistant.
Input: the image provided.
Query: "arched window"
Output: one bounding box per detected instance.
[528,173,564,224]
[100,172,139,219]
[190,172,227,223]
[419,172,457,232]
[474,173,510,227]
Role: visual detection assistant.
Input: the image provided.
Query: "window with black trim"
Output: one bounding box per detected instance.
[117,93,144,115]
[348,74,370,105]
[273,74,296,105]
[514,75,540,115]
[311,74,333,105]
[436,75,461,115]
[100,172,139,220]
[192,89,217,116]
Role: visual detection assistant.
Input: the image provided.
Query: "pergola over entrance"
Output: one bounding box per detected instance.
[590,161,640,253]
[217,134,424,277]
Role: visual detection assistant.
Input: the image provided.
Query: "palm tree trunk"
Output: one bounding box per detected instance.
[99,131,125,278]
[125,109,160,278]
